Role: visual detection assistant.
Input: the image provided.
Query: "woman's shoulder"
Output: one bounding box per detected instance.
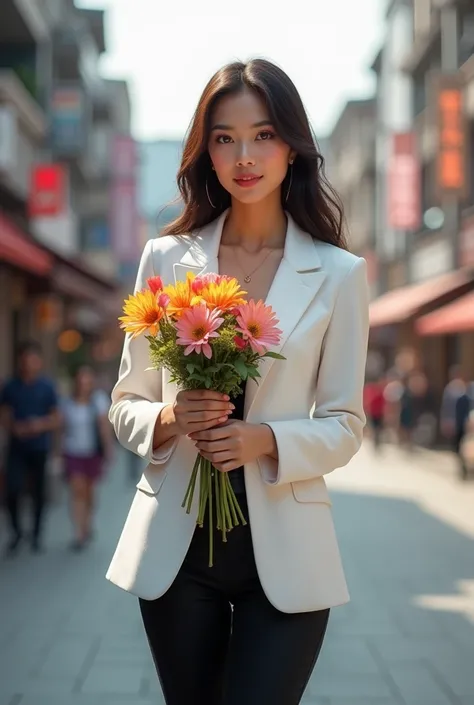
[314,240,367,288]
[315,239,363,271]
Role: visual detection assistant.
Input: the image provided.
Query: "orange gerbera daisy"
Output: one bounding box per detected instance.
[164,273,200,318]
[119,289,164,338]
[198,275,247,311]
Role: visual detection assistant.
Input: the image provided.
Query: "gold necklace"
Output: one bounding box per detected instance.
[232,247,275,283]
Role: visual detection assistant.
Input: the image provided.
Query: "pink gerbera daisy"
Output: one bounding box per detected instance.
[235,299,283,355]
[175,302,224,359]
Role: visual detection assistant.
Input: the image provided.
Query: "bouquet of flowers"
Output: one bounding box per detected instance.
[119,271,284,566]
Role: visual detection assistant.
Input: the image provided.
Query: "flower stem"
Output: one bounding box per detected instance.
[221,474,233,531]
[183,453,201,514]
[226,478,248,526]
[198,457,208,527]
[220,471,228,541]
[208,463,214,568]
[214,466,222,531]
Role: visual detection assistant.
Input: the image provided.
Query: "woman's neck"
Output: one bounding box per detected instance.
[221,196,287,253]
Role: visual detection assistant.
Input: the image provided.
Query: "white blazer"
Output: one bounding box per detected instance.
[106,210,369,613]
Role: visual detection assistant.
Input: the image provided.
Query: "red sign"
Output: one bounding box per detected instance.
[387,132,421,231]
[432,73,469,200]
[29,164,67,217]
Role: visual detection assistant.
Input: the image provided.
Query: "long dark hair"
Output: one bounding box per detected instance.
[163,59,347,250]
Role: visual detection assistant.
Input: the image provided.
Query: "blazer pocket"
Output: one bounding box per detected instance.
[291,477,332,505]
[136,467,168,496]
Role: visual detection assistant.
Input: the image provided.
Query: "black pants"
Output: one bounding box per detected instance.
[4,446,48,541]
[139,494,330,705]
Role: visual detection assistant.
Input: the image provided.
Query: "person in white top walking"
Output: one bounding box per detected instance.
[61,366,112,551]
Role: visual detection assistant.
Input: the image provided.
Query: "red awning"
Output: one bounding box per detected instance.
[369,270,472,328]
[0,212,53,276]
[416,290,474,336]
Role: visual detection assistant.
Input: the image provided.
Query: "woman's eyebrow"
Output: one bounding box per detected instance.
[210,120,273,131]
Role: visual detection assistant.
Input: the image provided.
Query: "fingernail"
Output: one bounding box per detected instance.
[229,404,235,410]
[219,416,227,422]
[224,395,230,401]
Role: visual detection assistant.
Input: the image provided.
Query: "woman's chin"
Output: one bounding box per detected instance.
[229,185,276,206]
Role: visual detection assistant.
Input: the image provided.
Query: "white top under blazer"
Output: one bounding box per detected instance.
[106,210,370,613]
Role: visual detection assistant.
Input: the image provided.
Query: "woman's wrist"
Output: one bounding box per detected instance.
[258,423,278,460]
[153,404,179,450]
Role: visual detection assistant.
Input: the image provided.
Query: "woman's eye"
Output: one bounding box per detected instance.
[216,135,233,144]
[256,131,275,141]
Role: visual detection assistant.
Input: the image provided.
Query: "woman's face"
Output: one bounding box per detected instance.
[207,88,295,206]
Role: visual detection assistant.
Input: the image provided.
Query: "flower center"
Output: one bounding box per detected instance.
[193,325,206,339]
[248,322,261,337]
[144,310,159,325]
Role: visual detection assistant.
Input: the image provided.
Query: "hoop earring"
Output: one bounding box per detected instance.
[206,179,216,209]
[285,163,293,203]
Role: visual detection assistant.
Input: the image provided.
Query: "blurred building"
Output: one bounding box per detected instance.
[138,139,183,238]
[326,99,377,297]
[0,0,138,386]
[367,0,474,391]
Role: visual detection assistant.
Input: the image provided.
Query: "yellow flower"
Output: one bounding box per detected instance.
[197,275,247,311]
[164,273,200,318]
[119,289,163,338]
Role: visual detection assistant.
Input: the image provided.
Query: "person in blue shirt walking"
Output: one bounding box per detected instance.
[0,341,60,554]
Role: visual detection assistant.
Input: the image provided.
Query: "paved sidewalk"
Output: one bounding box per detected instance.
[0,442,473,705]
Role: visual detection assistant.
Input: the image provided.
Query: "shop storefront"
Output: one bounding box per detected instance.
[0,211,54,380]
[368,269,474,389]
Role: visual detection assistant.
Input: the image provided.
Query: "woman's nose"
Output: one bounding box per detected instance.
[236,143,256,167]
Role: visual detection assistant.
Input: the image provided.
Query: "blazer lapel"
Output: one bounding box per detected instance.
[172,210,228,283]
[245,216,326,417]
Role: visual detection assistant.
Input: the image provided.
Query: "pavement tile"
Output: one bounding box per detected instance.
[79,665,144,696]
[308,672,394,699]
[387,664,454,705]
[324,700,399,705]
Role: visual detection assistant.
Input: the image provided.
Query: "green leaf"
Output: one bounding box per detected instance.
[186,363,196,374]
[234,358,248,380]
[204,377,212,389]
[263,351,286,360]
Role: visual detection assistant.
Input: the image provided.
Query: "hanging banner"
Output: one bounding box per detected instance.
[50,85,87,156]
[109,134,139,265]
[387,132,421,231]
[431,72,469,200]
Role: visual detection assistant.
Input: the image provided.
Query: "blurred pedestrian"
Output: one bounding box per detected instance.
[106,59,368,705]
[409,371,437,448]
[453,385,473,481]
[60,365,113,551]
[440,365,468,442]
[364,375,386,450]
[0,341,60,555]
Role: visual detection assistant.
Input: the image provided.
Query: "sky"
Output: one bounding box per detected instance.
[77,0,386,141]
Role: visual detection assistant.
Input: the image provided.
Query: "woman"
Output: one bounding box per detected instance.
[62,365,112,551]
[107,59,369,704]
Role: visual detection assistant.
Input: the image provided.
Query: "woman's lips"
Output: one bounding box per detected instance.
[233,176,263,188]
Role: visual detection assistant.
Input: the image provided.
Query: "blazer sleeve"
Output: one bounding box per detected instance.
[260,257,369,486]
[109,240,177,464]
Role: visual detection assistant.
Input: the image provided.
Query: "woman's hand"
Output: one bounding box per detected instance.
[163,390,235,437]
[189,419,277,473]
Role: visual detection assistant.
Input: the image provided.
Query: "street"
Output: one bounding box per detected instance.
[1,443,474,705]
